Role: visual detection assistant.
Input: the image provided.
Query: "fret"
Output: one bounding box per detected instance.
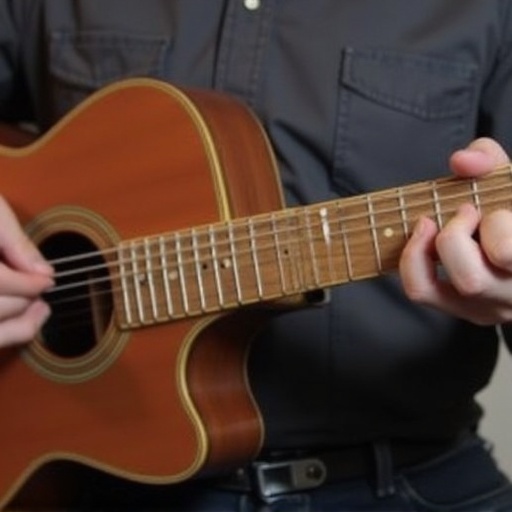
[248,219,263,298]
[159,235,174,317]
[208,225,225,307]
[286,215,304,289]
[191,228,206,311]
[228,222,243,303]
[174,232,189,314]
[319,207,331,245]
[303,208,320,287]
[366,195,382,272]
[130,241,146,324]
[431,182,444,229]
[271,213,287,294]
[398,187,409,238]
[337,205,354,281]
[319,207,335,282]
[144,238,159,320]
[471,179,481,213]
[368,190,411,273]
[117,245,133,326]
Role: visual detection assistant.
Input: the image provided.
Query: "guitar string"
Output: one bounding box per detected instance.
[35,171,512,333]
[46,173,510,276]
[42,197,512,336]
[45,179,512,298]
[46,173,507,272]
[44,197,512,323]
[42,180,508,332]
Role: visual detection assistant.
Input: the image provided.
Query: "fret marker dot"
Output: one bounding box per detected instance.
[168,270,178,281]
[383,227,394,238]
[137,274,147,284]
[222,258,232,269]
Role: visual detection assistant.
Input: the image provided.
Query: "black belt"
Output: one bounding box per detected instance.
[216,437,463,500]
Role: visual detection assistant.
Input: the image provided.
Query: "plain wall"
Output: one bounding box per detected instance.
[479,339,512,477]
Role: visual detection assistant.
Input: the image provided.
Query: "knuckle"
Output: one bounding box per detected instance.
[453,272,486,297]
[402,280,431,304]
[485,238,512,269]
[434,227,456,251]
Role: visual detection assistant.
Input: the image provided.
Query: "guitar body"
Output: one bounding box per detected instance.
[0,79,284,508]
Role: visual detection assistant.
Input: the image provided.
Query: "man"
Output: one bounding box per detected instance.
[2,1,512,510]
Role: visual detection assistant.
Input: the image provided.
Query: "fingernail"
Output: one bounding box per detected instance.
[32,261,54,276]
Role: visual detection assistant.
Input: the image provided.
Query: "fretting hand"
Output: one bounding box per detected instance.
[400,137,512,325]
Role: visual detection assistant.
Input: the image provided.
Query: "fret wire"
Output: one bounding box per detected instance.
[175,232,189,314]
[366,195,382,272]
[159,235,174,317]
[338,204,354,281]
[288,215,304,289]
[398,187,409,238]
[304,208,320,286]
[432,182,443,229]
[471,179,481,214]
[144,238,159,320]
[319,207,335,282]
[271,213,287,294]
[130,241,145,324]
[228,222,243,303]
[208,225,224,307]
[248,218,263,298]
[118,245,133,325]
[192,228,206,311]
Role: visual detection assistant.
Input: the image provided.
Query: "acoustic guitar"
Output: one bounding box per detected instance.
[0,78,509,508]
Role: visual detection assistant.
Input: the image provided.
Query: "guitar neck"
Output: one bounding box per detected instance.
[114,165,512,328]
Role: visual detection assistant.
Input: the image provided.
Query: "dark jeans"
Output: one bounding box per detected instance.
[156,436,512,512]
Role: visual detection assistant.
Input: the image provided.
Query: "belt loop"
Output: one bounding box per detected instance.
[373,440,396,498]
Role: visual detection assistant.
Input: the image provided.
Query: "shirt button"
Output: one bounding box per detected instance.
[244,0,260,10]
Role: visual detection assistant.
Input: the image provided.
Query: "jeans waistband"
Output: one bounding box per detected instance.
[215,435,467,500]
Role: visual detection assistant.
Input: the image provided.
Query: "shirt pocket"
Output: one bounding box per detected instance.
[47,30,171,122]
[332,47,478,195]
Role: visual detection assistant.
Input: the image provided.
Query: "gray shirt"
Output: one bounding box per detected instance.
[2,0,512,451]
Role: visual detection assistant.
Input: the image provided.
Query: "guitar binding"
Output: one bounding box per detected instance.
[22,205,129,383]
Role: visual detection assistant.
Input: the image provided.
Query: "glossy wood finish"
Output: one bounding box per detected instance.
[0,79,282,508]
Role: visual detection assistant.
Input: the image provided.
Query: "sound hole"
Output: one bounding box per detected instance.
[39,232,113,358]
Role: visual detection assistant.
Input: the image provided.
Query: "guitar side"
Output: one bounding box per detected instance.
[0,79,284,508]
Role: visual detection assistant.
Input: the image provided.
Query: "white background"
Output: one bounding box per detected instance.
[479,341,512,477]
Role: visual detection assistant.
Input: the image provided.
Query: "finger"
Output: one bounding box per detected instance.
[0,295,34,322]
[400,216,441,303]
[435,204,489,296]
[480,210,512,272]
[0,196,53,276]
[400,215,478,310]
[449,137,510,178]
[0,263,54,297]
[0,300,51,348]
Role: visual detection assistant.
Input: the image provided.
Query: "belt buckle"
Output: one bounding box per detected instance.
[252,457,327,499]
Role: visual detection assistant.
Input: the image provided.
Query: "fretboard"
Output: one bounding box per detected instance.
[114,165,512,328]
